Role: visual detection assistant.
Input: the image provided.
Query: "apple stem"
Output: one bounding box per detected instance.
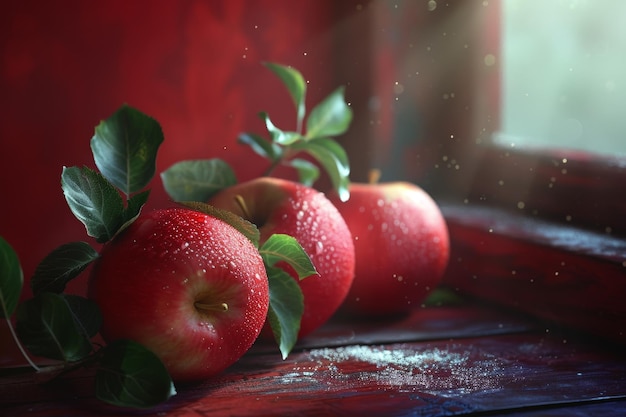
[368,169,382,185]
[234,194,252,220]
[194,301,229,313]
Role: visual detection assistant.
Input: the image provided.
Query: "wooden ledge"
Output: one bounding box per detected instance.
[441,204,626,345]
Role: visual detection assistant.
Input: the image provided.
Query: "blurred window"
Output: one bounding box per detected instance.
[498,0,626,156]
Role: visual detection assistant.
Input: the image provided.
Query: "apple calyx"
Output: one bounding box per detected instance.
[194,300,229,313]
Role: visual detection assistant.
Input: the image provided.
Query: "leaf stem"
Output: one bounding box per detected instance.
[263,146,298,177]
[263,158,282,177]
[4,318,41,372]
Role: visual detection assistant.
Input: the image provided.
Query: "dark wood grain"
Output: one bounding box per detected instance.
[2,303,625,417]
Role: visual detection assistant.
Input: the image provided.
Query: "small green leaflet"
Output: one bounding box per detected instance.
[258,112,303,146]
[91,105,164,197]
[292,138,350,202]
[15,293,94,362]
[260,234,315,359]
[61,167,150,243]
[305,87,353,140]
[118,189,151,233]
[31,241,99,295]
[96,339,176,409]
[0,236,23,319]
[63,294,102,339]
[287,158,319,187]
[260,234,317,279]
[177,201,260,248]
[264,62,306,130]
[238,132,282,161]
[265,266,304,360]
[61,166,126,243]
[161,159,237,202]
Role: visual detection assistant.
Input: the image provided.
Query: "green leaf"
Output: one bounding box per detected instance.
[61,166,126,243]
[15,292,93,362]
[120,189,151,233]
[258,112,303,146]
[266,266,304,359]
[286,158,320,187]
[264,62,306,130]
[96,339,176,409]
[292,138,351,202]
[31,242,99,296]
[238,132,282,161]
[176,201,260,248]
[161,159,237,202]
[0,236,23,318]
[260,234,317,280]
[305,87,353,140]
[63,294,102,339]
[91,105,164,196]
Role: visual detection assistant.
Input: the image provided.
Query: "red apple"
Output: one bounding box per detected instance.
[208,177,355,338]
[329,181,449,316]
[88,207,269,382]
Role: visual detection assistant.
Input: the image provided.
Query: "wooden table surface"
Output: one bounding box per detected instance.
[2,297,625,417]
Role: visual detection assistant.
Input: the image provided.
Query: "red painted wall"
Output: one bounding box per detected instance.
[1,0,341,287]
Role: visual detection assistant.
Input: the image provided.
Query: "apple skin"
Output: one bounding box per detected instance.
[329,182,449,316]
[88,208,269,382]
[208,177,355,338]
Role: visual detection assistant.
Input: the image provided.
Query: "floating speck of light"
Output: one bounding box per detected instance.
[484,54,497,66]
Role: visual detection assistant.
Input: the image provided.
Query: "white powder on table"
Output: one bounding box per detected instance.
[298,344,512,395]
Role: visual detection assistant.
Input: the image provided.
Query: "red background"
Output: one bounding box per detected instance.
[1,0,348,285]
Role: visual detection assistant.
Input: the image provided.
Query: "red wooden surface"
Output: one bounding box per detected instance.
[442,204,626,345]
[2,301,625,416]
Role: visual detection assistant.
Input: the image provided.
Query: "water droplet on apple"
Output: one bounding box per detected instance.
[377,199,385,207]
[315,241,324,255]
[296,210,305,220]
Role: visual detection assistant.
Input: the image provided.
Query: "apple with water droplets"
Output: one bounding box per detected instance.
[208,177,355,338]
[88,207,269,382]
[329,178,449,316]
